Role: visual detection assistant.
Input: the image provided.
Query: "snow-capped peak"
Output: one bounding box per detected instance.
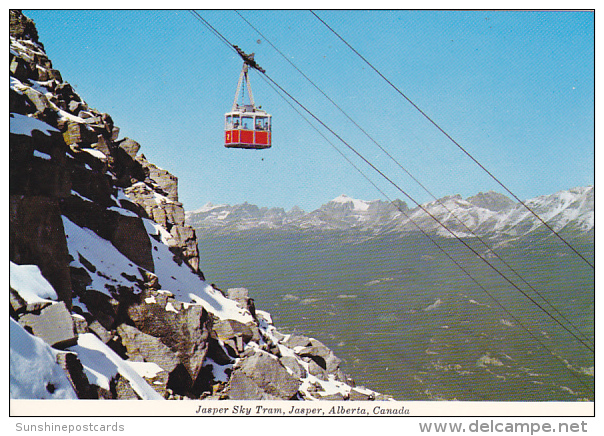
[331,194,371,212]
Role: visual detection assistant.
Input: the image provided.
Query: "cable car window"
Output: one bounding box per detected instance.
[241,116,253,130]
[255,116,269,131]
[226,115,233,129]
[232,115,240,129]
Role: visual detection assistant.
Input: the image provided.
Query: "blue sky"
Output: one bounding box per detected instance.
[24,10,594,212]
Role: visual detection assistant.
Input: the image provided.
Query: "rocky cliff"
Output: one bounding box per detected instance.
[9,10,385,401]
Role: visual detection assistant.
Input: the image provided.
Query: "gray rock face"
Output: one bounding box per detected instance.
[18,302,77,348]
[115,374,140,400]
[124,180,200,273]
[227,350,300,400]
[9,196,73,307]
[305,358,329,381]
[297,338,342,375]
[10,10,40,43]
[283,334,312,349]
[126,293,212,384]
[226,371,282,401]
[467,191,516,212]
[226,287,250,308]
[117,323,180,373]
[117,138,140,159]
[136,154,179,202]
[280,355,307,379]
[107,212,155,273]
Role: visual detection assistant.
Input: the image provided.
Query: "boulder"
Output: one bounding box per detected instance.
[206,336,235,366]
[283,334,311,349]
[71,287,119,331]
[318,392,346,401]
[348,388,375,401]
[117,138,141,159]
[9,288,28,314]
[305,358,329,381]
[18,301,77,348]
[226,287,250,309]
[117,323,180,373]
[228,350,300,400]
[279,355,307,380]
[88,320,112,344]
[297,338,342,375]
[91,135,114,165]
[71,314,88,335]
[23,88,51,112]
[165,204,186,227]
[10,56,31,81]
[112,139,147,187]
[226,371,282,400]
[212,317,261,354]
[136,155,178,201]
[63,121,97,146]
[114,374,140,400]
[126,295,212,384]
[68,99,84,114]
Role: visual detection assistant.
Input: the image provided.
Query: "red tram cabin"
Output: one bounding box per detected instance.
[224,52,272,150]
[224,106,271,149]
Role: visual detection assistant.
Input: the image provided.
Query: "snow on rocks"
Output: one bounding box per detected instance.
[62,216,146,299]
[9,112,59,137]
[243,311,388,401]
[143,218,254,324]
[331,194,372,212]
[69,333,163,400]
[10,261,58,305]
[10,318,78,399]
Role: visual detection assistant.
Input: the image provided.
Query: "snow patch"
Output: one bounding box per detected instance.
[165,302,178,313]
[108,206,139,218]
[82,148,107,160]
[33,150,51,160]
[10,113,59,136]
[69,333,163,400]
[10,261,58,304]
[62,216,145,298]
[10,319,77,399]
[142,218,254,324]
[127,361,164,379]
[423,298,443,311]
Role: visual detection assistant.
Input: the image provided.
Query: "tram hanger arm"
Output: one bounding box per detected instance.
[233,45,266,73]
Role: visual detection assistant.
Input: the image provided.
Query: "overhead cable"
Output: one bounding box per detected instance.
[310,10,594,270]
[235,9,593,350]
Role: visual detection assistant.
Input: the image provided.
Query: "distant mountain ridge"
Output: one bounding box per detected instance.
[186,186,594,239]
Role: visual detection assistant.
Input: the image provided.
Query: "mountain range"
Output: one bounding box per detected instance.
[186,186,594,239]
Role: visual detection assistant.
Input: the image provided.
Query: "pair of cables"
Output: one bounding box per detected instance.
[187,9,594,396]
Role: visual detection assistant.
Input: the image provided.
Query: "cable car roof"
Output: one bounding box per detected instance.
[225,105,271,117]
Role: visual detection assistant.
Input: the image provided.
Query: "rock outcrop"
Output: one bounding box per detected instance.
[9,10,386,402]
